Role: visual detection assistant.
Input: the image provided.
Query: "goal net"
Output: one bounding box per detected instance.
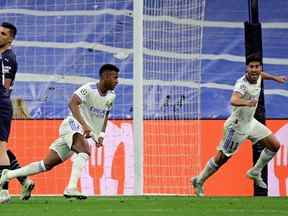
[143,0,204,194]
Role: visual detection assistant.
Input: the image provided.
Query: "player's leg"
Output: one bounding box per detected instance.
[1,149,62,182]
[0,102,14,203]
[68,133,90,190]
[7,149,27,184]
[0,142,11,204]
[0,141,10,190]
[0,137,65,186]
[247,135,279,188]
[6,149,35,200]
[246,134,279,189]
[64,133,90,199]
[2,149,61,200]
[0,141,10,204]
[191,126,245,196]
[246,120,278,188]
[57,117,90,199]
[257,134,280,169]
[192,150,230,196]
[0,149,62,203]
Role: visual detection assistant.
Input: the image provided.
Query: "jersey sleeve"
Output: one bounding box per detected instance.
[233,80,247,96]
[2,55,17,80]
[74,84,90,103]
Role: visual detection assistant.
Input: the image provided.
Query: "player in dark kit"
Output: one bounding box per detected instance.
[0,22,34,203]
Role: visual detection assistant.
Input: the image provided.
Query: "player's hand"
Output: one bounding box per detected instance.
[82,124,92,138]
[275,75,288,84]
[247,99,257,107]
[95,137,104,148]
[89,132,104,148]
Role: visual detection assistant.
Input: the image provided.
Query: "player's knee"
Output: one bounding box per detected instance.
[0,143,8,158]
[81,148,91,157]
[0,141,7,150]
[72,133,84,144]
[264,135,280,152]
[73,142,91,156]
[71,134,90,155]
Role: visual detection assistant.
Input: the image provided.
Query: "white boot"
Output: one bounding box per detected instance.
[63,187,87,200]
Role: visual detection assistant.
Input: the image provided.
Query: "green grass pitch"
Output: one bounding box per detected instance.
[1,196,287,216]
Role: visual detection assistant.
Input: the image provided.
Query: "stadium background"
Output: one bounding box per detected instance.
[1,0,287,196]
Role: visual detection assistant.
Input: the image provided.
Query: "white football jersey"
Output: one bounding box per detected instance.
[70,82,116,134]
[225,75,261,133]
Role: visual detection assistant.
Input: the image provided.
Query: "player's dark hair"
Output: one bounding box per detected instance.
[246,53,261,65]
[1,22,17,38]
[99,64,119,77]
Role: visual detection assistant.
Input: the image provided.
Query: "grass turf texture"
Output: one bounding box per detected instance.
[0,196,287,216]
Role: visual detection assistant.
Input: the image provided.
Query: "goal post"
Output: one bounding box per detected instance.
[133,0,144,195]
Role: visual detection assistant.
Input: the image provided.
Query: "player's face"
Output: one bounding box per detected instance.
[103,70,119,90]
[246,61,262,83]
[0,27,13,48]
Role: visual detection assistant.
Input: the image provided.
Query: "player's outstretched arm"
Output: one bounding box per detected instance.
[261,72,288,83]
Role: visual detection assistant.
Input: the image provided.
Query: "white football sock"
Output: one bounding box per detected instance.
[7,161,46,180]
[67,152,89,189]
[197,158,219,184]
[253,148,277,172]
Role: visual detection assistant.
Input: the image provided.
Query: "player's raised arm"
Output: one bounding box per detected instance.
[261,72,288,83]
[68,94,91,138]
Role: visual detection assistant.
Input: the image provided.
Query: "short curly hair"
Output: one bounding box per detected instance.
[99,64,119,77]
[246,53,261,65]
[1,22,17,38]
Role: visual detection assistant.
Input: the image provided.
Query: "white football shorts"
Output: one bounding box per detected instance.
[49,116,83,161]
[218,118,272,157]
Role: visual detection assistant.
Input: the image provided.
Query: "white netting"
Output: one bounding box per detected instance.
[143,0,205,194]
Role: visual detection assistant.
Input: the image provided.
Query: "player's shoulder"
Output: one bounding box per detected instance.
[236,75,247,83]
[74,82,95,97]
[233,75,249,93]
[80,82,96,91]
[2,49,17,62]
[235,75,249,86]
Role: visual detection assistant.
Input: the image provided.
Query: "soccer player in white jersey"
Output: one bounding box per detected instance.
[0,64,119,199]
[191,54,287,196]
